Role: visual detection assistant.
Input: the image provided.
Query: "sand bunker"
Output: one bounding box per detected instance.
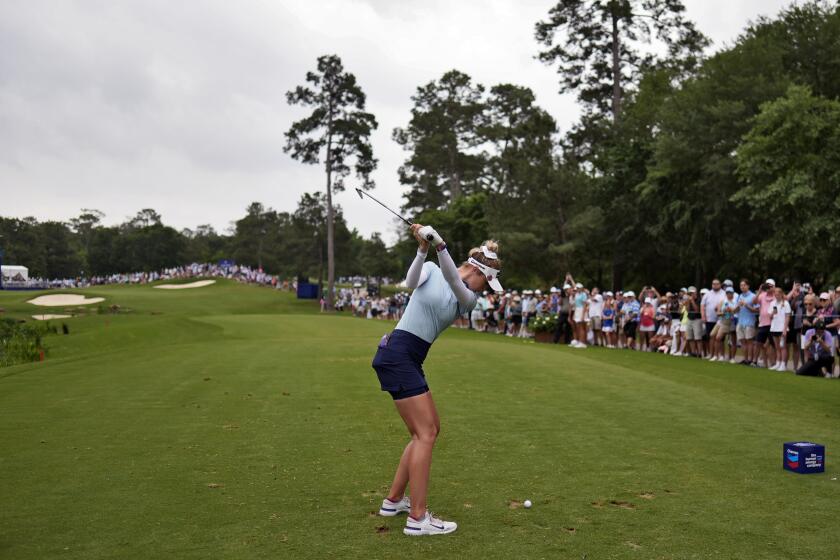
[27,294,105,307]
[154,279,216,290]
[32,314,72,321]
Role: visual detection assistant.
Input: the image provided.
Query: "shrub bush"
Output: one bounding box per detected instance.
[0,319,48,367]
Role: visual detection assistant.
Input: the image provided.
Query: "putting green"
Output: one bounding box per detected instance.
[1,281,838,559]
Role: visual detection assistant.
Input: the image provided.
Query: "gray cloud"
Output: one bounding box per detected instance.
[0,0,793,243]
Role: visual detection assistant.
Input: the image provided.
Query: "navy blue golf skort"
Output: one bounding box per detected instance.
[372,329,431,400]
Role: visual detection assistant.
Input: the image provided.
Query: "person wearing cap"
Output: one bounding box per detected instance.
[755,279,778,367]
[568,275,588,348]
[796,319,835,377]
[549,286,560,315]
[651,303,672,351]
[518,290,534,339]
[684,287,703,357]
[621,291,640,350]
[721,280,738,361]
[371,225,504,536]
[553,277,574,345]
[710,287,738,362]
[701,279,725,359]
[768,287,792,371]
[735,278,758,365]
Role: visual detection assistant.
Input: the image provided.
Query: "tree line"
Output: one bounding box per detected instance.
[281,0,840,306]
[4,1,840,294]
[0,196,398,282]
[384,0,840,290]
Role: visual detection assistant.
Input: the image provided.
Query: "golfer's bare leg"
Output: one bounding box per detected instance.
[387,440,414,502]
[394,392,440,519]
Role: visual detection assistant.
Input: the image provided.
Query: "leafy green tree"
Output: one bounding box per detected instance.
[182,224,228,265]
[285,54,378,310]
[482,84,556,195]
[394,70,486,211]
[357,232,398,281]
[637,3,839,285]
[69,208,104,271]
[128,208,163,229]
[535,0,708,122]
[87,227,120,275]
[113,221,185,272]
[40,221,82,278]
[0,217,46,277]
[535,1,708,288]
[734,84,840,280]
[232,203,279,270]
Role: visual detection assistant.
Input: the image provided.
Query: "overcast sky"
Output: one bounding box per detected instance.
[1,0,793,243]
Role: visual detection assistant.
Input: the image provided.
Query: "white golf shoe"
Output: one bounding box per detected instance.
[404,512,457,536]
[379,496,410,517]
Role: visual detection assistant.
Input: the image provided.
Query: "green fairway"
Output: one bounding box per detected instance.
[1,281,838,559]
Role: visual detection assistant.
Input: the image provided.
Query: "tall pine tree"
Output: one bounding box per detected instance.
[285,54,378,310]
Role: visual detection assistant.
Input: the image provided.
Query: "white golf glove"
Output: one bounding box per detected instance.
[418,226,444,247]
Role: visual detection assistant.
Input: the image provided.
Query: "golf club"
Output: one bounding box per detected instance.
[355,188,435,241]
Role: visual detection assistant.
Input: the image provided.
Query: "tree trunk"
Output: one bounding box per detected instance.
[609,7,623,288]
[611,245,623,292]
[610,11,622,124]
[449,145,461,201]
[317,235,324,302]
[325,136,335,312]
[555,184,568,274]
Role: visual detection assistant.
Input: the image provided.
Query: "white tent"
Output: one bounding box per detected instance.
[1,265,28,282]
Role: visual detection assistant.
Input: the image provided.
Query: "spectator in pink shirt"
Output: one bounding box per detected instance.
[755,278,778,368]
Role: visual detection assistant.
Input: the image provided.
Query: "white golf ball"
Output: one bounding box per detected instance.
[524,500,532,509]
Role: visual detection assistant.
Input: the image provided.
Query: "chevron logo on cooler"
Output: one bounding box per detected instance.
[786,449,799,469]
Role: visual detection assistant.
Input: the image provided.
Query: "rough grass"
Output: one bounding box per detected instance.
[0,281,838,559]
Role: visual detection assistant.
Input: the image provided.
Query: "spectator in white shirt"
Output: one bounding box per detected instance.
[769,287,792,371]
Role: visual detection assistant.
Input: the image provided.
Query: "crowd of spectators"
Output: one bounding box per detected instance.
[15,261,840,378]
[345,272,840,379]
[328,288,410,321]
[14,263,292,291]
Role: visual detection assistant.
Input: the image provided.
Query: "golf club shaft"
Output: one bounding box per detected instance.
[355,189,438,242]
[355,189,413,227]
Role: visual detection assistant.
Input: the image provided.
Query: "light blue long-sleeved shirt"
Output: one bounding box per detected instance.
[396,254,477,343]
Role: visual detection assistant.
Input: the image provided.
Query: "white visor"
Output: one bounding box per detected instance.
[468,256,503,292]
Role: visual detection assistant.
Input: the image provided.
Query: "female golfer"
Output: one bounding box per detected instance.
[373,223,503,536]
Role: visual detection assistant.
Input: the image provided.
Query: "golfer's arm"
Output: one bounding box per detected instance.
[404,250,429,289]
[436,247,476,309]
